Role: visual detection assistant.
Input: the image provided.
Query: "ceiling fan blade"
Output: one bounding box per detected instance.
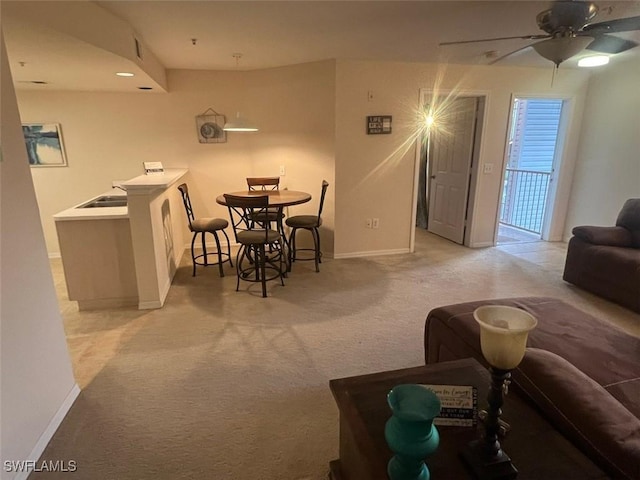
[440,34,549,46]
[487,44,534,65]
[586,34,639,54]
[582,15,640,35]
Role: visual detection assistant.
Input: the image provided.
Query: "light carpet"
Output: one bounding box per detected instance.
[36,230,639,479]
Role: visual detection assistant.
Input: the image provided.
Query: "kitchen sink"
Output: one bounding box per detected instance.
[79,195,128,208]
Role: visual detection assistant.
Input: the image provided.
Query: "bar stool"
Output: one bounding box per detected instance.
[224,194,285,297]
[286,180,329,272]
[246,176,284,230]
[177,183,232,277]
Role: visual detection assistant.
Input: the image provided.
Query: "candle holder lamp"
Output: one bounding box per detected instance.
[461,305,537,480]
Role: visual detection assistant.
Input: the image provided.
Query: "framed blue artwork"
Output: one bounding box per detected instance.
[22,123,68,167]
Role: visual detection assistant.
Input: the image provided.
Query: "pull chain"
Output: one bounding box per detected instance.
[551,63,558,88]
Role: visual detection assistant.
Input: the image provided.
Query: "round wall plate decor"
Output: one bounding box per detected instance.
[195,110,227,143]
[200,122,223,139]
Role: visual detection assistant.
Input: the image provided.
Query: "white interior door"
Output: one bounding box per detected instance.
[427,97,478,244]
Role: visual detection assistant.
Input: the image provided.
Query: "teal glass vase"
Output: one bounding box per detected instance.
[385,384,441,480]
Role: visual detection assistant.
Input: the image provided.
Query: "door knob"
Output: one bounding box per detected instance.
[430,175,436,179]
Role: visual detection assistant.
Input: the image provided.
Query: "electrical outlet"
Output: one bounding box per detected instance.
[366,218,373,229]
[483,163,493,174]
[372,218,380,229]
[279,165,286,176]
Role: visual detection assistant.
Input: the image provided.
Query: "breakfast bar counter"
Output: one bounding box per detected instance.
[54,169,188,310]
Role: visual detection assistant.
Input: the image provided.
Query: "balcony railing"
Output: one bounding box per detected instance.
[500,168,551,234]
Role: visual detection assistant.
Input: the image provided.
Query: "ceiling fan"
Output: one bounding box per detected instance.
[440,1,640,67]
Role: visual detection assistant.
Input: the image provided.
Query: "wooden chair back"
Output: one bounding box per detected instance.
[247,177,280,191]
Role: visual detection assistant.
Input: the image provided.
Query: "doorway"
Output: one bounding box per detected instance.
[497,96,567,245]
[414,90,486,247]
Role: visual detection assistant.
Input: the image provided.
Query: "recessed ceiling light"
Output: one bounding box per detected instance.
[116,72,135,77]
[578,56,610,67]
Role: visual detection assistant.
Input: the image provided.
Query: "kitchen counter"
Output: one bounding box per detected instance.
[53,169,188,222]
[121,168,188,193]
[53,188,128,221]
[54,168,188,310]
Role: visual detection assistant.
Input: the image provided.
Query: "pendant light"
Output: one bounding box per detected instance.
[223,112,259,132]
[223,53,259,132]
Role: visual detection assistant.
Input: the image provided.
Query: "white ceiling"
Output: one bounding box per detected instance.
[3,12,158,92]
[4,1,640,92]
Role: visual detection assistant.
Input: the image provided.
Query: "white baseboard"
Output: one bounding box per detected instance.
[334,248,410,259]
[468,241,493,248]
[158,274,172,307]
[138,299,163,310]
[13,384,81,480]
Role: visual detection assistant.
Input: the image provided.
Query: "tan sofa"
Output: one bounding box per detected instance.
[563,198,640,312]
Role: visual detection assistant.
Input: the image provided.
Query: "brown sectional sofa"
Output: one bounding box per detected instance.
[563,198,640,313]
[424,297,640,480]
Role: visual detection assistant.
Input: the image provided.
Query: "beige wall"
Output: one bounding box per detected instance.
[25,57,636,258]
[18,60,336,256]
[1,35,77,477]
[564,59,640,234]
[334,60,591,255]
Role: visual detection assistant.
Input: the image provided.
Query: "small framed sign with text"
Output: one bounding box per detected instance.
[143,161,164,175]
[367,115,392,135]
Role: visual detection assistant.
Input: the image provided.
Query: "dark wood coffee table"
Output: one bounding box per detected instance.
[329,358,608,480]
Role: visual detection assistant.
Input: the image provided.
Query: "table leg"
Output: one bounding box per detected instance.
[276,207,292,273]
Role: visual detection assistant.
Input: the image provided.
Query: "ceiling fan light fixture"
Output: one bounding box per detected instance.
[532,36,593,66]
[578,55,610,67]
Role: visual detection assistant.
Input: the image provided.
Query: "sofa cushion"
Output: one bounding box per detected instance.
[516,348,640,480]
[572,225,632,247]
[563,236,640,312]
[616,198,640,247]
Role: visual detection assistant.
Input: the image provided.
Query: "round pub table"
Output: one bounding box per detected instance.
[216,190,312,272]
[216,190,311,208]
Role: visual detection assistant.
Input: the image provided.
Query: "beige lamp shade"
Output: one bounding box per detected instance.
[473,305,538,370]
